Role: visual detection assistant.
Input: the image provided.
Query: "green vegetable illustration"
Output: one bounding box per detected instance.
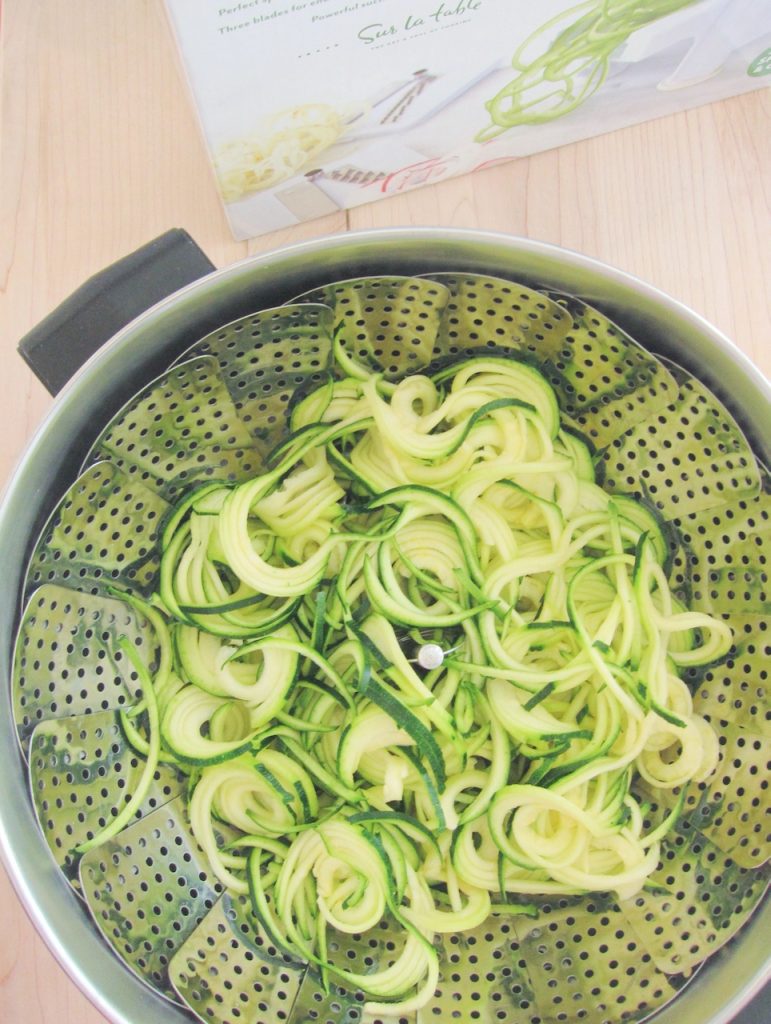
[748,46,771,76]
[477,0,700,141]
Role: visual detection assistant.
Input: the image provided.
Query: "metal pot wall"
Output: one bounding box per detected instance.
[0,227,767,1024]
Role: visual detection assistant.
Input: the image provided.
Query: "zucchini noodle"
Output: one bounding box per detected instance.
[111,346,730,1014]
[477,0,699,142]
[215,103,345,201]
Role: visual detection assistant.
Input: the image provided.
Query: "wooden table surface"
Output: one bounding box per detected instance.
[1,2,769,1022]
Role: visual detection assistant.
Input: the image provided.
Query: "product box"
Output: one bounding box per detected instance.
[165,0,771,240]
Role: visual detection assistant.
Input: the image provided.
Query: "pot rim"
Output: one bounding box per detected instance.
[1,226,768,1024]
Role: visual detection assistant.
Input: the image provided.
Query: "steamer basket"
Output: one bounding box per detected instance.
[0,228,768,1024]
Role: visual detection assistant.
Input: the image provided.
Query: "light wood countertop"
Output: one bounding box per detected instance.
[1,2,769,1022]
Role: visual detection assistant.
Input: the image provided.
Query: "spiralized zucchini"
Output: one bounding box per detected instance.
[477,0,699,141]
[215,104,345,201]
[115,347,730,1014]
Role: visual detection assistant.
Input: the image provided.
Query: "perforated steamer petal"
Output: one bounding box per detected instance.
[0,229,768,1024]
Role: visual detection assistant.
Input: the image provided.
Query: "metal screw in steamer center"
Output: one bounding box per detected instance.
[416,643,445,670]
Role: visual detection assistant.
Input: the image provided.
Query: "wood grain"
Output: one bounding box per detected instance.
[0,2,769,1022]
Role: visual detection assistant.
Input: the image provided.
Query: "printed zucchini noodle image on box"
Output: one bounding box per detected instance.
[166,0,771,239]
[214,103,352,201]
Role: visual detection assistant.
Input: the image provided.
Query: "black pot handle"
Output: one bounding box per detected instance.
[17,229,216,396]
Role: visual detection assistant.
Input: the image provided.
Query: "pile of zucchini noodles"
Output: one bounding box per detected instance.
[93,344,731,1015]
[215,103,345,201]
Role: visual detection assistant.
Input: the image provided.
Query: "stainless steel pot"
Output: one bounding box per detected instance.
[0,227,768,1024]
